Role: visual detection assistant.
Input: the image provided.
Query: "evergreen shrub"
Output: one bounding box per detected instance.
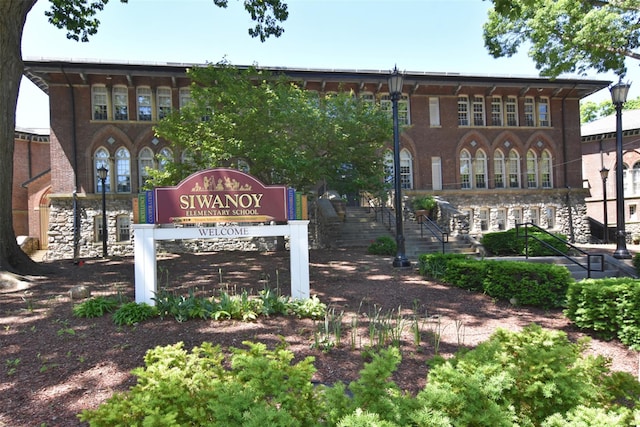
[481,228,569,256]
[367,236,397,256]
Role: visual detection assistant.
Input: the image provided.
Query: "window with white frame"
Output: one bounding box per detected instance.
[158,147,173,172]
[381,94,410,125]
[631,162,640,196]
[511,207,522,227]
[383,151,394,186]
[623,164,630,194]
[630,204,637,221]
[479,208,489,231]
[94,216,105,243]
[494,149,505,188]
[505,96,518,126]
[545,207,555,229]
[94,147,110,193]
[474,149,487,188]
[138,147,154,189]
[472,96,485,126]
[524,97,535,126]
[491,96,502,126]
[496,208,506,230]
[113,86,129,121]
[115,147,131,193]
[429,97,440,126]
[457,96,469,126]
[157,87,172,120]
[529,207,540,225]
[538,97,550,126]
[461,208,473,231]
[137,87,152,121]
[360,92,375,108]
[541,150,553,188]
[179,87,192,109]
[116,215,131,242]
[527,150,538,188]
[460,149,472,189]
[508,149,521,188]
[400,149,413,189]
[92,85,108,120]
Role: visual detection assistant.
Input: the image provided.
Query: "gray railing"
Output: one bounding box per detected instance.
[516,222,604,279]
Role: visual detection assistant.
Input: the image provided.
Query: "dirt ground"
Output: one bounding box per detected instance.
[1,248,638,426]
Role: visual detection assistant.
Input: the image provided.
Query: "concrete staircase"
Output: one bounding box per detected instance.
[325,206,477,258]
[322,206,636,280]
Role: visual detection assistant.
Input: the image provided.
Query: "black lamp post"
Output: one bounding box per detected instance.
[600,167,609,244]
[610,81,631,259]
[389,66,410,267]
[97,165,108,258]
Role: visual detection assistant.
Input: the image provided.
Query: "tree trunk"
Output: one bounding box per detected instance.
[0,0,40,273]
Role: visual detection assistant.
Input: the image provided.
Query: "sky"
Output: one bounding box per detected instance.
[16,0,640,129]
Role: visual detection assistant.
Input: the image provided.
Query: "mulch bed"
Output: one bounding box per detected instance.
[1,248,637,426]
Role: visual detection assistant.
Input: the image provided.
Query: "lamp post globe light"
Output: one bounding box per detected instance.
[97,165,109,258]
[599,167,609,244]
[610,80,632,259]
[388,66,410,267]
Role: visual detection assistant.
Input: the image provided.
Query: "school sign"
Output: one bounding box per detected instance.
[132,169,309,305]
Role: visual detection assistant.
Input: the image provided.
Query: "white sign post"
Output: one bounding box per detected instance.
[132,221,310,305]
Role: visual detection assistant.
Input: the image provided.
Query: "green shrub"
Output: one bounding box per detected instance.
[483,261,572,308]
[420,324,640,426]
[442,259,490,291]
[417,253,469,280]
[72,296,120,318]
[422,255,573,309]
[367,236,397,256]
[566,278,640,349]
[633,252,640,275]
[79,327,640,426]
[112,302,157,326]
[481,228,569,257]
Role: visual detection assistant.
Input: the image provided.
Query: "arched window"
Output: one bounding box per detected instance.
[158,147,173,172]
[400,149,413,189]
[94,147,110,193]
[493,149,505,188]
[474,149,487,188]
[623,163,630,195]
[508,149,521,188]
[526,150,538,188]
[541,150,553,188]
[115,147,131,193]
[139,147,154,188]
[383,151,394,186]
[632,162,640,196]
[460,149,472,189]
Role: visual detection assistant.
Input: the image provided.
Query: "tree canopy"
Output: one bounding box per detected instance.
[0,0,288,273]
[580,96,640,123]
[483,0,640,78]
[150,63,393,196]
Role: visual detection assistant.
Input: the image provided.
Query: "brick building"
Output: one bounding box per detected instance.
[13,127,50,249]
[581,109,640,243]
[23,59,608,259]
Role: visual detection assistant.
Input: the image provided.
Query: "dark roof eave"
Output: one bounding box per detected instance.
[23,58,610,99]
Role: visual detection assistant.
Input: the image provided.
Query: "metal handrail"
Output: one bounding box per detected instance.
[417,214,449,253]
[516,222,604,279]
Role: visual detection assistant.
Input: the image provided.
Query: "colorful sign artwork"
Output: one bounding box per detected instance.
[153,168,288,224]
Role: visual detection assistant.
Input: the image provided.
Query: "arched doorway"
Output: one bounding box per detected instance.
[38,188,51,250]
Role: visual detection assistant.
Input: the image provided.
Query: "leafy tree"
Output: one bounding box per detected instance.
[580,95,640,123]
[0,0,288,274]
[150,62,392,194]
[483,0,640,78]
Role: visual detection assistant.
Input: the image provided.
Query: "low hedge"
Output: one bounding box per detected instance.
[481,228,569,257]
[565,278,640,349]
[418,254,573,309]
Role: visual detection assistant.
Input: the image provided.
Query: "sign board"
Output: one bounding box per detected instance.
[154,168,288,224]
[132,168,310,305]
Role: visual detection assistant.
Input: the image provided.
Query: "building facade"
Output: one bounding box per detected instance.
[582,109,640,243]
[12,127,50,248]
[23,59,609,259]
